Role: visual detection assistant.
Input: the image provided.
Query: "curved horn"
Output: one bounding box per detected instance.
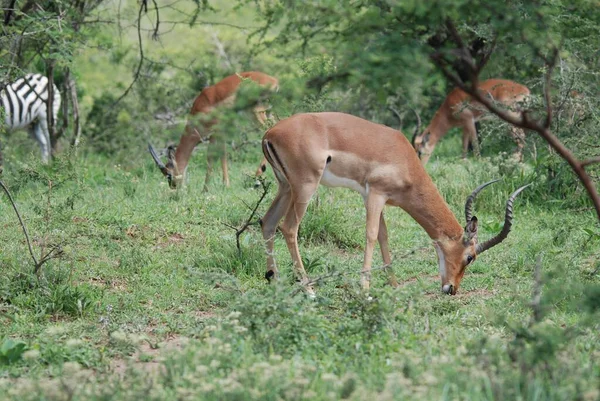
[475,184,531,255]
[388,106,403,130]
[148,143,167,174]
[465,179,501,222]
[410,107,421,147]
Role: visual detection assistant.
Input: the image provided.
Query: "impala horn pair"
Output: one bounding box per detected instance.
[464,179,531,254]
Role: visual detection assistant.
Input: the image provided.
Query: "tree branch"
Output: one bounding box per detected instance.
[225,178,271,256]
[111,1,146,107]
[431,31,600,222]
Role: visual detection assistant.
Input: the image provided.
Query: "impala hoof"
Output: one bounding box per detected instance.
[265,270,276,282]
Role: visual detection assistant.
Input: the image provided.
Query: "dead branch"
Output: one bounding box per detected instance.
[0,179,38,267]
[112,1,146,107]
[431,20,600,222]
[0,179,62,275]
[224,177,271,256]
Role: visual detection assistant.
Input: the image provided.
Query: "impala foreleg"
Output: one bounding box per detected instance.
[377,212,398,287]
[362,192,387,291]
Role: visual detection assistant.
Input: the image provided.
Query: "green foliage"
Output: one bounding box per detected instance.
[0,339,27,365]
[0,0,599,399]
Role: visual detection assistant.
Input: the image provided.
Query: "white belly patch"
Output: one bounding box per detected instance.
[320,168,366,197]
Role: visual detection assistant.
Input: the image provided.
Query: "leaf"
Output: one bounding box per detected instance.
[0,339,27,365]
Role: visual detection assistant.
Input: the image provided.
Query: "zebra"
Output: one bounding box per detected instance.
[0,73,61,165]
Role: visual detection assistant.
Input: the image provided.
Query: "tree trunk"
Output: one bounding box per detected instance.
[45,59,57,156]
[68,73,82,149]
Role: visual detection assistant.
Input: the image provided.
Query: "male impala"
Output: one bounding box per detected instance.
[260,112,528,295]
[413,79,530,165]
[149,71,278,190]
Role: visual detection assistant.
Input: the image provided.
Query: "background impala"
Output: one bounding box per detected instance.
[413,79,530,165]
[149,71,278,190]
[260,112,528,296]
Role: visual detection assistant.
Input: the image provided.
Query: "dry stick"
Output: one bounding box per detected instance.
[111,1,146,107]
[0,180,63,275]
[224,178,271,256]
[0,180,39,267]
[432,24,600,222]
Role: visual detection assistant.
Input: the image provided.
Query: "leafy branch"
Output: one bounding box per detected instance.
[431,19,600,222]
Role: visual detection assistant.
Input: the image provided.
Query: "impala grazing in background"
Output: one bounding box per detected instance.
[260,112,528,296]
[149,71,279,190]
[413,79,530,165]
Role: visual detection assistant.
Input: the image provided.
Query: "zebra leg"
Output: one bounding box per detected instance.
[32,120,51,163]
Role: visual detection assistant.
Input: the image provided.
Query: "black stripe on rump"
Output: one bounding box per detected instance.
[265,140,288,180]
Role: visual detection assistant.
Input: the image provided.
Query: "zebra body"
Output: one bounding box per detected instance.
[0,73,61,163]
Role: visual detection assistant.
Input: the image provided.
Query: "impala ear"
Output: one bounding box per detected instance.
[464,216,478,243]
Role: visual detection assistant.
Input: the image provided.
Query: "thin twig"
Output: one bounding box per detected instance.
[581,156,600,168]
[0,179,39,267]
[224,177,271,255]
[111,1,146,107]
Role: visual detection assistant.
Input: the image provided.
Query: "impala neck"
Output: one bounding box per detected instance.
[173,127,202,176]
[402,177,464,243]
[425,107,453,145]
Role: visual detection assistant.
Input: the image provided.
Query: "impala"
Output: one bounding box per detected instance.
[149,71,279,190]
[413,79,530,165]
[260,112,528,295]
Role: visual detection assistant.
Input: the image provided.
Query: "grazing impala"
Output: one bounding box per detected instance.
[413,79,530,165]
[149,71,278,190]
[260,112,528,295]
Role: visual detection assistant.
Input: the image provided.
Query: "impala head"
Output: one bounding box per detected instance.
[436,180,531,295]
[412,129,430,157]
[148,144,183,189]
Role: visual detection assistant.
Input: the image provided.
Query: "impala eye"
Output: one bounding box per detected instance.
[466,255,474,264]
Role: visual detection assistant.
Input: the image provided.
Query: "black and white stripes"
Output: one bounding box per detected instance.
[1,73,61,163]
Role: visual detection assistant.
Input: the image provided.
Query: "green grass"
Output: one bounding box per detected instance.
[0,135,598,400]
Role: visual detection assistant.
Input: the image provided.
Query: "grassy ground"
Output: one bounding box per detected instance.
[0,131,598,400]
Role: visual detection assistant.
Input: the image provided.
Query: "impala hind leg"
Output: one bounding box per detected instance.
[220,143,229,187]
[377,212,398,287]
[509,126,526,162]
[261,181,293,281]
[362,192,387,291]
[462,119,480,159]
[280,184,319,296]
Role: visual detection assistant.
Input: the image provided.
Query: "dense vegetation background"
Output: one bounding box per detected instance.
[0,1,599,399]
